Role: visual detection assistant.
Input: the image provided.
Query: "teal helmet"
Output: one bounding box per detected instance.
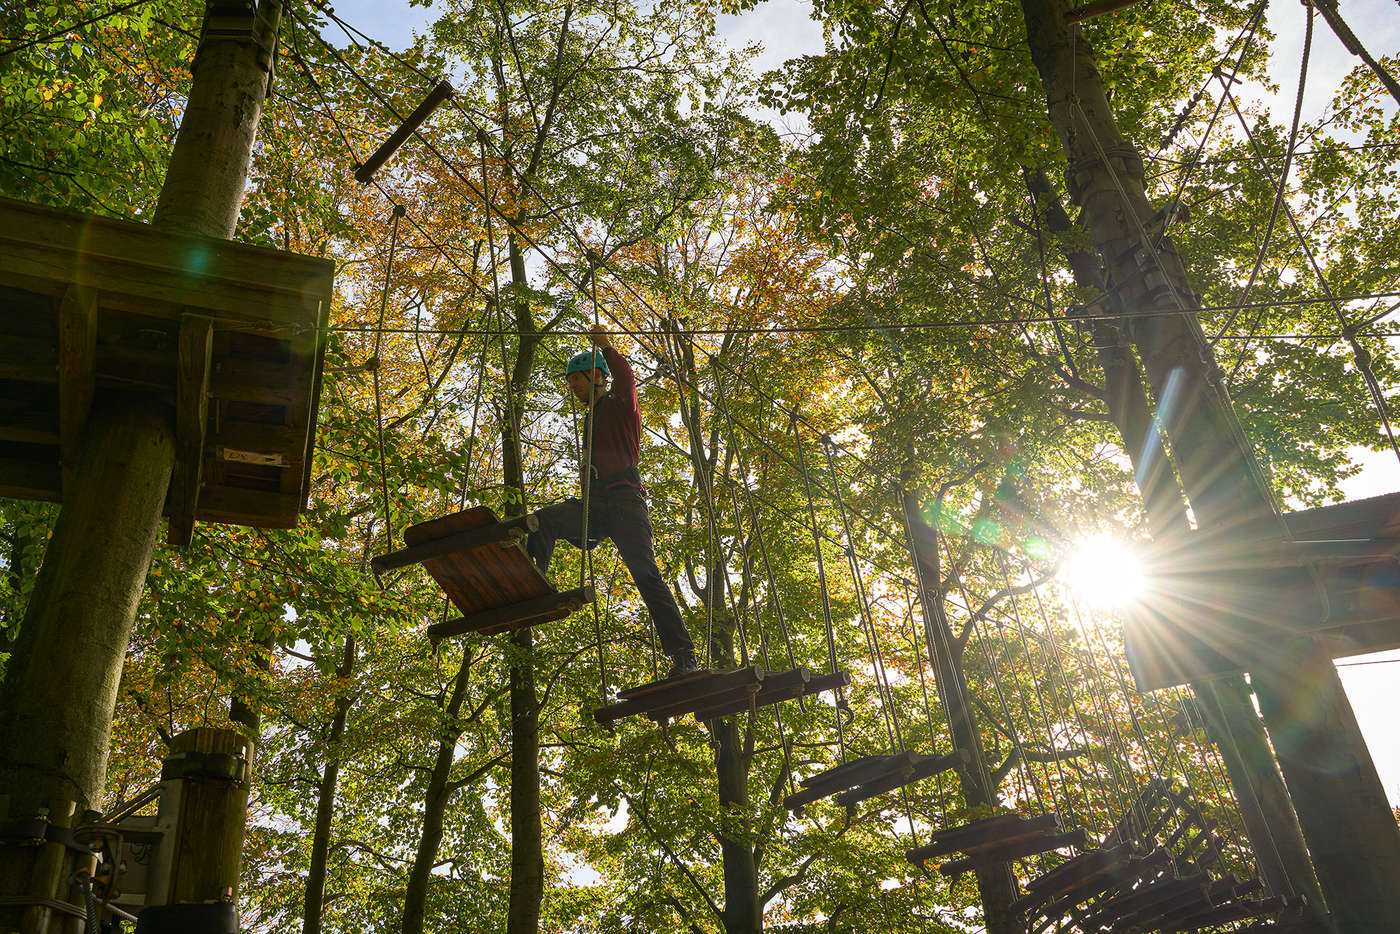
[565,350,610,379]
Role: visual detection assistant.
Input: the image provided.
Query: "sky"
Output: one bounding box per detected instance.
[323,0,1400,804]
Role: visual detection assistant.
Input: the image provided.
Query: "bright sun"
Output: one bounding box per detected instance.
[1062,535,1146,609]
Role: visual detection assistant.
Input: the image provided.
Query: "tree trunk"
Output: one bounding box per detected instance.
[153,2,281,238]
[503,231,545,934]
[0,399,175,918]
[0,2,279,922]
[715,714,760,934]
[1019,1,1400,929]
[903,492,1022,934]
[1033,168,1324,910]
[303,635,356,934]
[402,647,474,934]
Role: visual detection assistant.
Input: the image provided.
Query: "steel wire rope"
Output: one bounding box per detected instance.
[1212,2,1313,349]
[819,437,905,758]
[1023,568,1124,837]
[1055,584,1165,857]
[1166,682,1241,851]
[1177,677,1298,896]
[791,416,849,762]
[895,485,1001,802]
[1212,77,1400,468]
[370,204,405,552]
[948,551,1057,821]
[1151,0,1270,246]
[897,579,953,829]
[997,554,1079,829]
[715,376,806,689]
[1068,97,1292,528]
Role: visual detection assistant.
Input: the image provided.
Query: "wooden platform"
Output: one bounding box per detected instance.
[377,506,592,640]
[1126,492,1400,690]
[593,666,850,725]
[0,197,333,543]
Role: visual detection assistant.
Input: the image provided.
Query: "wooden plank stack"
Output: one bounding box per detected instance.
[374,506,592,640]
[0,197,333,543]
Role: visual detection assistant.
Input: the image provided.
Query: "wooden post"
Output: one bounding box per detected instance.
[903,490,1023,934]
[0,0,282,921]
[150,730,251,912]
[1018,0,1400,928]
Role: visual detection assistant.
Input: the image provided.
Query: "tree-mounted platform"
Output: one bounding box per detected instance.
[373,506,593,641]
[0,197,333,544]
[1126,491,1400,691]
[592,665,850,726]
[784,749,967,812]
[904,812,1087,877]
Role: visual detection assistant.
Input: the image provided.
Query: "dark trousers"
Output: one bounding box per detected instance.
[526,486,696,662]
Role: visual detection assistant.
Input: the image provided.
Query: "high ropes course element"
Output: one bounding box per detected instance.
[290,4,1390,930]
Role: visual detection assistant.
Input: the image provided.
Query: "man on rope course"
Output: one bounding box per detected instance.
[527,326,700,679]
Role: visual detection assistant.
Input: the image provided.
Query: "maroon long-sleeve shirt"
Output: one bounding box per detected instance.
[582,345,643,491]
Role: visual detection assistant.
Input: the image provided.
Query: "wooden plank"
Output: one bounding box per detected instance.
[214,420,302,467]
[195,485,299,527]
[1030,848,1168,922]
[0,196,334,326]
[56,285,95,481]
[375,512,540,574]
[908,814,1055,862]
[0,415,58,446]
[595,666,765,724]
[787,752,916,810]
[1075,872,1209,931]
[167,314,213,546]
[662,682,762,721]
[699,668,844,719]
[210,356,310,407]
[0,334,57,382]
[0,455,61,502]
[837,751,966,809]
[425,586,592,641]
[938,828,1088,875]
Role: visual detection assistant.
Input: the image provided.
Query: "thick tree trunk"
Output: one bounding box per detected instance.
[1019,1,1400,929]
[303,635,356,934]
[904,492,1022,934]
[0,400,175,920]
[402,647,475,934]
[0,3,279,923]
[1033,169,1323,909]
[153,2,281,238]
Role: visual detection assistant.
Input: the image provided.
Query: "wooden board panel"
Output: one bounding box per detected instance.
[0,198,333,533]
[402,507,555,619]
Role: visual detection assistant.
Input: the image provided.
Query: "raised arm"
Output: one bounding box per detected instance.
[590,326,637,412]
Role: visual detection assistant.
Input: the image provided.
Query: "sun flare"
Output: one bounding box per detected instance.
[1063,535,1146,609]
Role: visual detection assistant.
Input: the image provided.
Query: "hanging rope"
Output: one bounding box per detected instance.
[371,203,405,553]
[581,252,608,697]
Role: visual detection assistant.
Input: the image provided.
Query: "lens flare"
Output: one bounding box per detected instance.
[1063,535,1146,609]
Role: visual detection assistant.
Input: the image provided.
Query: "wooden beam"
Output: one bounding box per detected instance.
[57,284,96,487]
[371,513,540,574]
[167,314,213,546]
[424,586,592,641]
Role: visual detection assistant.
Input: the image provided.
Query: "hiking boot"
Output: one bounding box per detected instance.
[665,652,700,680]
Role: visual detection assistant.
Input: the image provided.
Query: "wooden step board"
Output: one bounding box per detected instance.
[785,752,921,811]
[1075,872,1208,932]
[1032,849,1174,933]
[593,666,850,725]
[1016,843,1156,918]
[374,506,592,640]
[835,750,966,809]
[937,828,1088,876]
